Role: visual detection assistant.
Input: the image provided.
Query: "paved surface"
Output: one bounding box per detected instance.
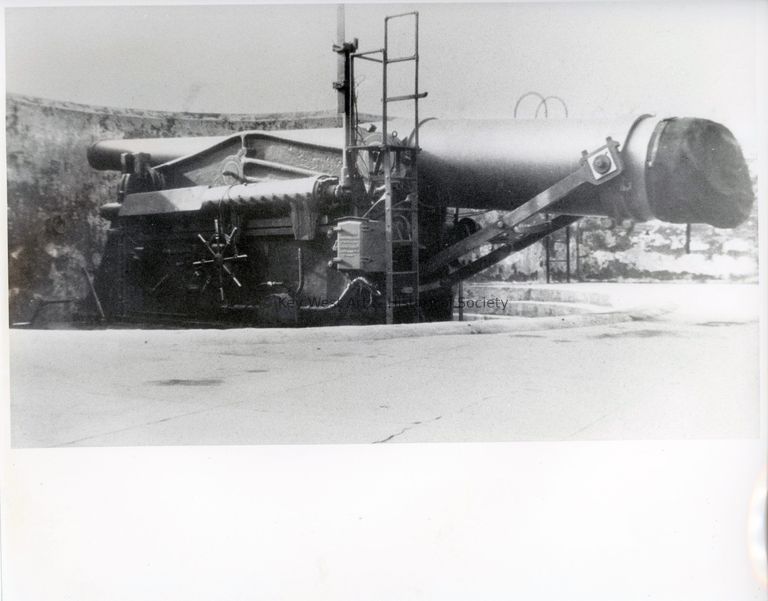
[9,284,761,447]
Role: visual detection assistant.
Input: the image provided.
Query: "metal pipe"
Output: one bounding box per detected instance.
[295,247,304,297]
[88,136,228,171]
[82,267,106,321]
[241,158,322,177]
[299,276,380,312]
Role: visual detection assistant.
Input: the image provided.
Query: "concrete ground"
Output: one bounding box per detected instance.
[8,283,762,447]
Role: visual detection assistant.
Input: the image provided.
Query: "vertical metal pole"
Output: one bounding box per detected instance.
[82,267,106,321]
[685,223,691,254]
[544,235,551,283]
[349,50,358,218]
[382,21,393,324]
[383,156,394,325]
[336,5,345,117]
[565,225,571,283]
[118,230,126,317]
[458,281,464,321]
[414,12,420,151]
[411,12,420,322]
[349,51,355,142]
[336,4,352,189]
[575,222,581,281]
[382,18,388,144]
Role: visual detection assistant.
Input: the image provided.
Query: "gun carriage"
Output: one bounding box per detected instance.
[87,12,754,327]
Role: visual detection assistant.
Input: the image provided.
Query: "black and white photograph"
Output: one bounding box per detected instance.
[1,1,766,600]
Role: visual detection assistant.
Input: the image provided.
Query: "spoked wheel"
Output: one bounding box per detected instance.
[192,218,248,304]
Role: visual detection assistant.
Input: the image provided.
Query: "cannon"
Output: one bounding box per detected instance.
[87,12,754,327]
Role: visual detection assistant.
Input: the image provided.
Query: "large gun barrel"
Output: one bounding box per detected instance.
[87,136,229,171]
[418,115,754,228]
[89,115,754,229]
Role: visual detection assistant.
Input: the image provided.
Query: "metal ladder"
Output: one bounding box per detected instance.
[381,12,426,323]
[351,12,426,323]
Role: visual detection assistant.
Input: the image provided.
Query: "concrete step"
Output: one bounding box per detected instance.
[462,283,614,307]
[458,300,608,319]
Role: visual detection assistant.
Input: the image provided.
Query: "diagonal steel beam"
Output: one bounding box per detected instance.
[426,215,581,288]
[422,139,622,277]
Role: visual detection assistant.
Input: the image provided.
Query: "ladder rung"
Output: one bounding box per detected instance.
[385,55,417,64]
[347,144,420,152]
[385,11,419,21]
[355,48,385,57]
[390,301,417,308]
[392,270,418,275]
[385,92,428,103]
[347,144,385,151]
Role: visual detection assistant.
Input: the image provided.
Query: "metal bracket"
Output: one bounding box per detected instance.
[117,151,164,202]
[421,216,581,290]
[582,137,623,183]
[422,138,623,277]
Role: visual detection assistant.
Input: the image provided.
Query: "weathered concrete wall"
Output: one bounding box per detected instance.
[573,208,759,282]
[5,94,350,324]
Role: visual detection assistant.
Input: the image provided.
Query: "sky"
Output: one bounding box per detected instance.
[3,2,765,155]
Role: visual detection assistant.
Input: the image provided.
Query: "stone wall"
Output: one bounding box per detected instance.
[470,161,759,284]
[5,94,350,324]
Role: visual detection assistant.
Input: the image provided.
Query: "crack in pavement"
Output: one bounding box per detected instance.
[373,415,443,444]
[55,403,246,447]
[35,338,488,446]
[458,395,494,414]
[567,412,611,439]
[373,394,498,444]
[56,353,435,446]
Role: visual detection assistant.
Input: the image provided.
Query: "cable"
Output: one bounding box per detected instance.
[534,95,569,119]
[514,91,548,119]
